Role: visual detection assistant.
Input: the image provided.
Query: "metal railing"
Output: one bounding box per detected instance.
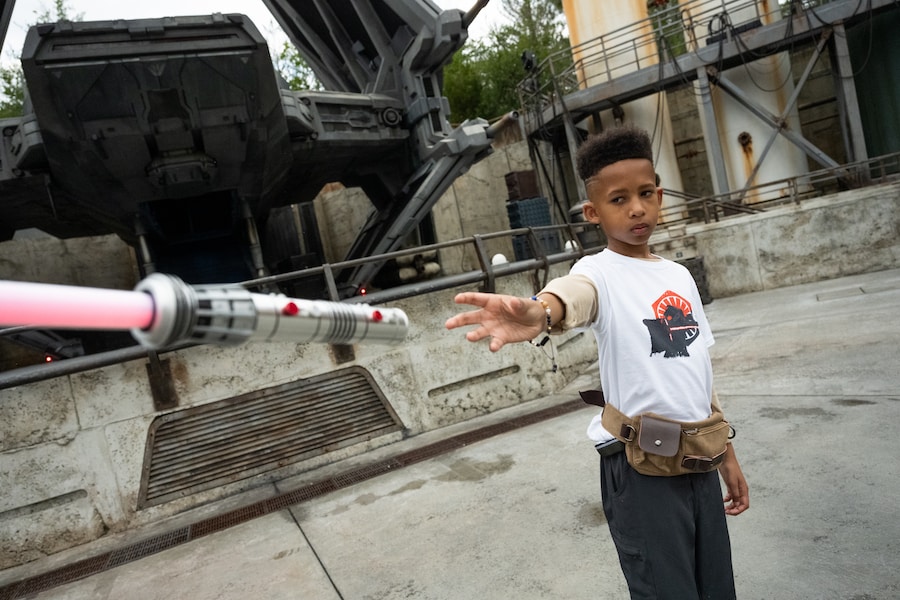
[520,0,782,110]
[657,151,900,225]
[519,0,796,113]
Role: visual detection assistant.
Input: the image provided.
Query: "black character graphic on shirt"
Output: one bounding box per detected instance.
[643,290,700,358]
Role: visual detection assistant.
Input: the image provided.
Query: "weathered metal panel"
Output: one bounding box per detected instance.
[138,366,403,507]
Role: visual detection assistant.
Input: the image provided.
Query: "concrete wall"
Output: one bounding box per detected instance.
[675,182,900,297]
[312,134,535,273]
[0,234,137,287]
[431,134,534,272]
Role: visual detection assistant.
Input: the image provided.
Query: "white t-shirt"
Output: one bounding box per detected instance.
[569,249,715,444]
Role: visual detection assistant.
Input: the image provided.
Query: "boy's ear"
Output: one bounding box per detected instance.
[656,187,663,207]
[582,201,601,225]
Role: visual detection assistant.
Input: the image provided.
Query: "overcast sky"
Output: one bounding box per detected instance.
[1,0,510,64]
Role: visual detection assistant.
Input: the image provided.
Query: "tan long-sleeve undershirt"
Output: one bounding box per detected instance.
[538,273,598,332]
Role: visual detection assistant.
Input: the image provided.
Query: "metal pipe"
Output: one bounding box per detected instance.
[463,0,490,29]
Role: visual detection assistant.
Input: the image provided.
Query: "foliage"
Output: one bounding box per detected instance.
[443,0,569,124]
[0,67,24,118]
[273,40,322,91]
[647,0,687,60]
[0,0,83,118]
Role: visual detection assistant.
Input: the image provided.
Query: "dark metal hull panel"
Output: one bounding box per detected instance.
[17,14,292,243]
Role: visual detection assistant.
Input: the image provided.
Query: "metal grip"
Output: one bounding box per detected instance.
[249,294,408,345]
[131,273,408,349]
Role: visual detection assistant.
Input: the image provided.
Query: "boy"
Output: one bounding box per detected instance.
[445,125,749,599]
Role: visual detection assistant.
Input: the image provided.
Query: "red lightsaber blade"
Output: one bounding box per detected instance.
[0,274,409,349]
[0,280,155,330]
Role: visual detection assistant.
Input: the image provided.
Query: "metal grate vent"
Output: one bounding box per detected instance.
[138,366,402,507]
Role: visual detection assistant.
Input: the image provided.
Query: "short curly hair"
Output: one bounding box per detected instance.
[575,124,654,181]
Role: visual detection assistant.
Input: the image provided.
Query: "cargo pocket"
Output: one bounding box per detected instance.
[609,533,656,599]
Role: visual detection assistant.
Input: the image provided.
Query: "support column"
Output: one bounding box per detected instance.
[240,198,268,279]
[696,67,729,196]
[830,22,868,164]
[562,107,588,205]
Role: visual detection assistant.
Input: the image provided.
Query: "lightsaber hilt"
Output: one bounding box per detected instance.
[131,273,409,349]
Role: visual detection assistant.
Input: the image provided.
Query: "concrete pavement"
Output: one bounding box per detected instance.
[3,268,900,599]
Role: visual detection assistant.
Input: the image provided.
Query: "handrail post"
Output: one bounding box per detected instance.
[322,264,341,301]
[525,228,552,289]
[472,235,495,293]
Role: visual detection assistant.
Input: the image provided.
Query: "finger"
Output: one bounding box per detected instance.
[445,314,465,330]
[723,494,748,516]
[445,308,485,330]
[453,292,490,307]
[464,326,493,344]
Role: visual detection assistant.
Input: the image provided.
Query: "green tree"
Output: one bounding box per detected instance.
[0,0,82,118]
[273,39,322,91]
[0,67,24,118]
[443,0,569,124]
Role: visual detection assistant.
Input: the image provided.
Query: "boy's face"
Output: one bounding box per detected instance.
[581,158,662,259]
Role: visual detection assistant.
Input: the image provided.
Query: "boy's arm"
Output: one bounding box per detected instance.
[719,443,750,515]
[444,274,597,351]
[538,274,598,331]
[711,389,749,514]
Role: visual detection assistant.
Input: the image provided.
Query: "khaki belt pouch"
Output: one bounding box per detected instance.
[601,402,731,477]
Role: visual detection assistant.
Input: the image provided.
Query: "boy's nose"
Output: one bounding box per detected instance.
[628,198,645,217]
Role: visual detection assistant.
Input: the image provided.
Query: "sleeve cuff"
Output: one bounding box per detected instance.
[539,274,598,331]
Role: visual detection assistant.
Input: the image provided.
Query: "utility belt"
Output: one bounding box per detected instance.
[580,390,732,477]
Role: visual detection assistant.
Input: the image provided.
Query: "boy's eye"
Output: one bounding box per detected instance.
[640,190,655,198]
[610,196,624,204]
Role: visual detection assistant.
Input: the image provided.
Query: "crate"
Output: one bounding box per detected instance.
[505,170,540,201]
[512,230,562,261]
[506,197,551,228]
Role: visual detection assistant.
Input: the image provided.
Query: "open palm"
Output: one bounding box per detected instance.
[445,292,545,351]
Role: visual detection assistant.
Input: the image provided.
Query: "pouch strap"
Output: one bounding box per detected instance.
[599,401,638,442]
[578,390,725,442]
[592,393,725,444]
[580,390,635,440]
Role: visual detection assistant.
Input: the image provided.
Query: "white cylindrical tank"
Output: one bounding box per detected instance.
[684,0,809,202]
[562,0,687,221]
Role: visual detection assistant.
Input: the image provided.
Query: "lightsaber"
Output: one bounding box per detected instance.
[0,274,409,349]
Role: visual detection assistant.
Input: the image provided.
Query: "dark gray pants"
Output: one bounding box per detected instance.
[600,452,736,600]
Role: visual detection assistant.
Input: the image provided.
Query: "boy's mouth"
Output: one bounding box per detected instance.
[631,223,650,235]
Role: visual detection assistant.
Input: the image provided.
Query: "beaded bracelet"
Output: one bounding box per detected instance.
[530,295,558,373]
[531,295,552,334]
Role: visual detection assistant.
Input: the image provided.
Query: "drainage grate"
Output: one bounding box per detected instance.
[106,529,191,568]
[138,366,403,507]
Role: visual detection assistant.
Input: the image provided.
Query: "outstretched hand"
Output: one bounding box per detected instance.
[444,292,545,352]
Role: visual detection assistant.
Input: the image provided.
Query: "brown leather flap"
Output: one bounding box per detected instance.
[637,415,681,457]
